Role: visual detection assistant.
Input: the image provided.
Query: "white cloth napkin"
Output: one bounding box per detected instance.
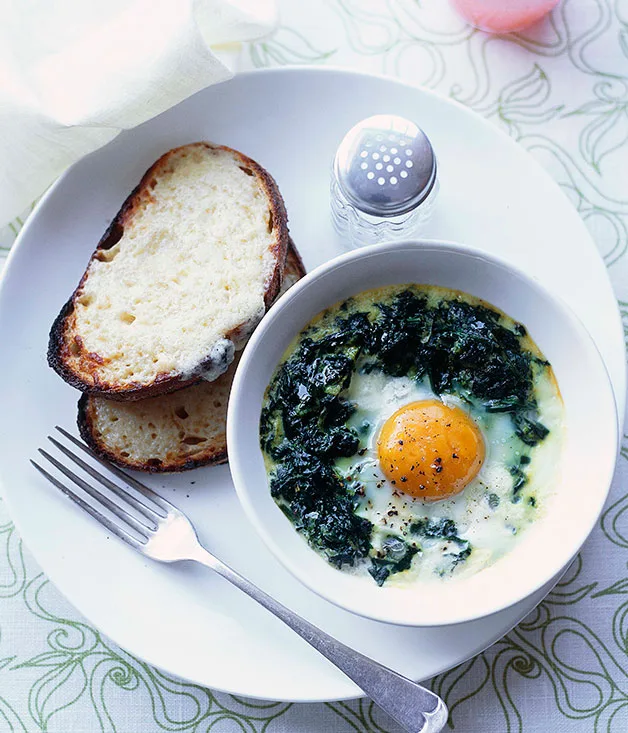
[0,0,277,228]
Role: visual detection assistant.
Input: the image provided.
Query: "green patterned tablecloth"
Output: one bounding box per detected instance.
[2,1,628,730]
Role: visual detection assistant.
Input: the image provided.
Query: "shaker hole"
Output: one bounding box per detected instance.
[372,152,380,160]
[360,162,368,170]
[394,157,401,164]
[391,147,398,154]
[386,165,394,172]
[406,160,414,168]
[377,177,385,185]
[375,163,383,170]
[401,170,408,178]
[379,145,387,152]
[406,149,413,156]
[383,155,390,162]
[400,139,407,146]
[390,176,398,184]
[360,150,368,158]
[367,171,375,180]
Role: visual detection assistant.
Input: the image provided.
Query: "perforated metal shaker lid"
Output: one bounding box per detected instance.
[333,114,437,217]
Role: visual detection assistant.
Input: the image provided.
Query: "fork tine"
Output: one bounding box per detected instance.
[109,467,172,515]
[31,460,145,551]
[48,436,158,528]
[37,449,150,540]
[55,426,171,517]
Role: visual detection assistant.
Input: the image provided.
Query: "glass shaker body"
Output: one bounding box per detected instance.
[331,176,439,248]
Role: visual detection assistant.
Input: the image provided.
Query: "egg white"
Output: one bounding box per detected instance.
[335,363,564,584]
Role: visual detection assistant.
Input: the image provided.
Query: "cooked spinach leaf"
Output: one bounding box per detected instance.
[410,517,461,542]
[509,454,534,503]
[446,544,472,569]
[270,448,372,568]
[261,312,373,569]
[369,535,418,586]
[409,518,472,572]
[513,413,550,446]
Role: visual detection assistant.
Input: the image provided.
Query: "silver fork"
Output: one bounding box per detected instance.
[32,427,447,733]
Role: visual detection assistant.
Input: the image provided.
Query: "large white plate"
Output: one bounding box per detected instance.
[0,68,624,703]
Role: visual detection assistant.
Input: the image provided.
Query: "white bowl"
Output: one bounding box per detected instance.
[227,240,618,627]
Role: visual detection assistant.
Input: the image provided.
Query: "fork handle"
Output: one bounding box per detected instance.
[191,545,447,733]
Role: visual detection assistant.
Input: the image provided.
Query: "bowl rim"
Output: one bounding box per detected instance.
[227,239,619,626]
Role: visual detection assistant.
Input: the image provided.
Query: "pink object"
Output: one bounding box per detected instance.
[450,0,560,33]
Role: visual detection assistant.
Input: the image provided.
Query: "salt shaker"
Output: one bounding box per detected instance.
[331,114,438,248]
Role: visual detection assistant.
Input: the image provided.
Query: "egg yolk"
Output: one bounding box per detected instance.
[377,399,485,501]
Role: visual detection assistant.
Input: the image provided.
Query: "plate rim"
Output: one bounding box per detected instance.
[0,65,625,702]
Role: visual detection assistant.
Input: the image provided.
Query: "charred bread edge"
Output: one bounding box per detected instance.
[48,142,290,401]
[76,392,229,473]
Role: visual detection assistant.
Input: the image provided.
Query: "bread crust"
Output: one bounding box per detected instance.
[282,242,306,286]
[76,241,306,473]
[77,393,228,472]
[48,142,290,401]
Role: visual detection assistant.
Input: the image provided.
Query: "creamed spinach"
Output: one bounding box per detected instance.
[260,286,553,585]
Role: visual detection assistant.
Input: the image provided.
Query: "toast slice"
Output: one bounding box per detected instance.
[77,244,306,472]
[48,142,289,401]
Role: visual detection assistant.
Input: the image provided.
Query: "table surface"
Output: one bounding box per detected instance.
[1,1,628,731]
